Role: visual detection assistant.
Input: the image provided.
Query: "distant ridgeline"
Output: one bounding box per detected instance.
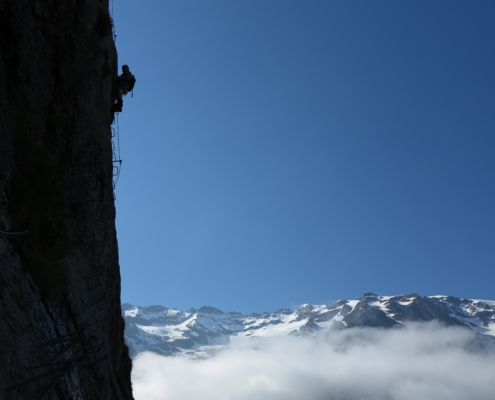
[123,293,495,359]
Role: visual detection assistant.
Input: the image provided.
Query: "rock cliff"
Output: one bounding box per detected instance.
[0,0,133,399]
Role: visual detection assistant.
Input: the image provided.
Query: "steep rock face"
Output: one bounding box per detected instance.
[0,1,133,399]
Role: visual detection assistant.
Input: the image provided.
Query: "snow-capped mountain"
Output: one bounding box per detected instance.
[123,293,495,359]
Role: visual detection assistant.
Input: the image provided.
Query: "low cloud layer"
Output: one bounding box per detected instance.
[132,322,495,400]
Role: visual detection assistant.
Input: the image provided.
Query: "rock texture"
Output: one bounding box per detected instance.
[0,1,133,399]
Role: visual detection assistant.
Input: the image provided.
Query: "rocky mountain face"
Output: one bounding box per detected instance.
[0,1,133,399]
[123,293,495,359]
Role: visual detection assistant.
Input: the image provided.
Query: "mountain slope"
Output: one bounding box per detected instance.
[123,293,495,359]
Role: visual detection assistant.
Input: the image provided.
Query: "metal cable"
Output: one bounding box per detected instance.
[110,112,123,197]
[26,233,71,264]
[0,229,29,235]
[117,112,121,161]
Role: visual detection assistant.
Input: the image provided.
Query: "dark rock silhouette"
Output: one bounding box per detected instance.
[0,1,132,399]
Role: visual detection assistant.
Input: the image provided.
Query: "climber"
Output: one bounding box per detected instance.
[112,64,136,112]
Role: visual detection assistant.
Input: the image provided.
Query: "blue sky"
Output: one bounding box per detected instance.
[112,0,495,314]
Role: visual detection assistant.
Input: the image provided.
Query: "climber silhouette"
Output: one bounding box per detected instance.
[113,65,136,112]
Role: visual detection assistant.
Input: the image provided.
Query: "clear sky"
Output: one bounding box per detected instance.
[112,0,495,314]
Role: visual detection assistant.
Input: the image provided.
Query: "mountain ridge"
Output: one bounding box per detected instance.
[123,293,495,359]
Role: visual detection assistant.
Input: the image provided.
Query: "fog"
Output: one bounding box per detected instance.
[132,322,495,400]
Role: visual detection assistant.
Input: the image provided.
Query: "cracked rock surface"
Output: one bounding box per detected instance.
[0,0,133,399]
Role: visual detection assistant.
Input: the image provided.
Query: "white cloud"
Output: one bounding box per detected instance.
[131,322,495,400]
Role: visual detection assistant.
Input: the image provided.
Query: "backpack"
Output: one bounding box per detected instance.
[127,75,136,92]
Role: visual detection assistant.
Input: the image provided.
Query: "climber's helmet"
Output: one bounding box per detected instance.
[122,65,129,72]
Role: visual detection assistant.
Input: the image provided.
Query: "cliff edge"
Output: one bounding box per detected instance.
[0,0,133,399]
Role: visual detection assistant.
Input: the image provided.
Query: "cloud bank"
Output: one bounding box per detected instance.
[132,322,495,400]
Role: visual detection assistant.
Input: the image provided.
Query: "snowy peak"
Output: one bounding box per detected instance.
[123,294,495,359]
[198,306,224,315]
